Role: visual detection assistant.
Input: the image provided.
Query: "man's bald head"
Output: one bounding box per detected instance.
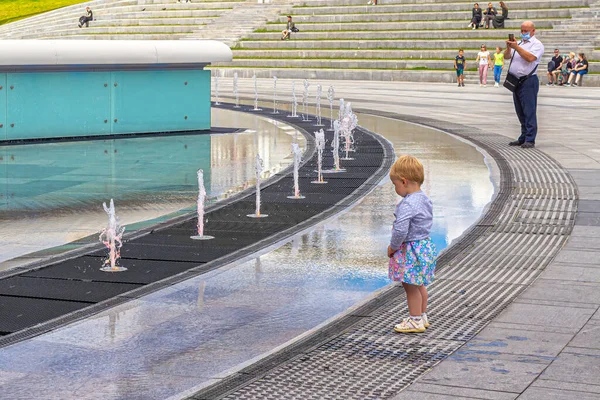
[521,21,535,36]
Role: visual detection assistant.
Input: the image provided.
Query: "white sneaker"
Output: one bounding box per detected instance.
[494,82,499,87]
[394,318,426,333]
[480,84,483,87]
[422,314,430,328]
[472,26,476,30]
[367,0,372,4]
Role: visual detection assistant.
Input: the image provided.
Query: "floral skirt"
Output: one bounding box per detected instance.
[389,238,437,286]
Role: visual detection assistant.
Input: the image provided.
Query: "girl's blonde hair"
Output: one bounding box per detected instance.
[390,155,424,185]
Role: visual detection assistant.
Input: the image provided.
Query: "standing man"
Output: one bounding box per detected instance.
[505,21,544,149]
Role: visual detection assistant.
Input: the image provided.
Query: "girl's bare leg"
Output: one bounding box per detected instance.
[418,285,428,313]
[402,282,423,316]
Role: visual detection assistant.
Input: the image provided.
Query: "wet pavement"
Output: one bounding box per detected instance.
[0,111,493,399]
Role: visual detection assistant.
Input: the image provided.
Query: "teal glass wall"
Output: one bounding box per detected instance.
[0,133,211,213]
[0,69,211,141]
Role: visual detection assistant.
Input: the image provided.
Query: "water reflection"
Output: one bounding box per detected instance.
[0,109,304,264]
[0,115,494,400]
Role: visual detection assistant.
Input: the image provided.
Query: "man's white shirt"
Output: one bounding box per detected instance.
[508,36,545,78]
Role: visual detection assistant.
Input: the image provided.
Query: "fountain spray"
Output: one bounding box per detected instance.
[247,154,268,218]
[327,86,335,131]
[311,129,327,184]
[272,76,279,114]
[314,84,324,127]
[287,143,305,199]
[302,79,310,121]
[288,81,298,118]
[322,120,345,173]
[252,75,262,111]
[191,169,214,240]
[341,102,357,160]
[233,72,240,108]
[99,199,127,272]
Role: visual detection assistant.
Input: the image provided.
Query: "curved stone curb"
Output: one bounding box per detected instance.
[187,111,577,400]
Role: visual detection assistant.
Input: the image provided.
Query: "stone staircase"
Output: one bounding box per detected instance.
[0,0,246,40]
[183,0,293,46]
[210,0,599,86]
[1,0,598,85]
[549,0,600,58]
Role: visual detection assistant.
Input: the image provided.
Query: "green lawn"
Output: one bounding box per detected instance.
[0,0,88,26]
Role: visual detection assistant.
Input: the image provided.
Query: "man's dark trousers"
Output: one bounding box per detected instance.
[512,75,539,144]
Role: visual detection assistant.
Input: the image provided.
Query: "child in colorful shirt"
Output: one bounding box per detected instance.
[454,49,466,87]
[388,155,438,333]
[493,46,505,87]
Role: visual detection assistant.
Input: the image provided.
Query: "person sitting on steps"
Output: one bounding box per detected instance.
[493,1,508,29]
[483,2,497,29]
[78,7,93,28]
[468,3,483,30]
[281,16,297,40]
[565,53,589,87]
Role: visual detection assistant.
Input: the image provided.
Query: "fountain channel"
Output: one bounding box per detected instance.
[0,113,494,399]
[0,108,305,267]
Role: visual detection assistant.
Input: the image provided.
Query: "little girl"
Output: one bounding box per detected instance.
[387,155,437,333]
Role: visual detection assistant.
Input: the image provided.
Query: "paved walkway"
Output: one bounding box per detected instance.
[215,80,600,399]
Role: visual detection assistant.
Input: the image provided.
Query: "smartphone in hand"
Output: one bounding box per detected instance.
[508,33,515,41]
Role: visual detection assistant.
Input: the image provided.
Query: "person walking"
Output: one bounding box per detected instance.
[476,44,492,87]
[505,21,545,148]
[493,46,505,87]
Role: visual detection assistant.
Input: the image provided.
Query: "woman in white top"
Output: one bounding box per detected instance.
[475,44,493,87]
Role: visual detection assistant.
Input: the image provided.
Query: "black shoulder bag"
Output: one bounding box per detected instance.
[504,43,538,92]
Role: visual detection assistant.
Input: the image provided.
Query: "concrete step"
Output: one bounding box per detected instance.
[289,0,588,14]
[220,58,479,69]
[291,0,587,6]
[247,29,555,40]
[139,0,244,3]
[209,66,600,86]
[37,33,190,40]
[26,25,198,37]
[273,9,576,23]
[0,9,223,34]
[227,57,600,70]
[259,20,560,31]
[232,48,498,59]
[5,18,207,34]
[236,38,547,50]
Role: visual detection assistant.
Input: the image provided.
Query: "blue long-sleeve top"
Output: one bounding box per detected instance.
[390,191,433,250]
